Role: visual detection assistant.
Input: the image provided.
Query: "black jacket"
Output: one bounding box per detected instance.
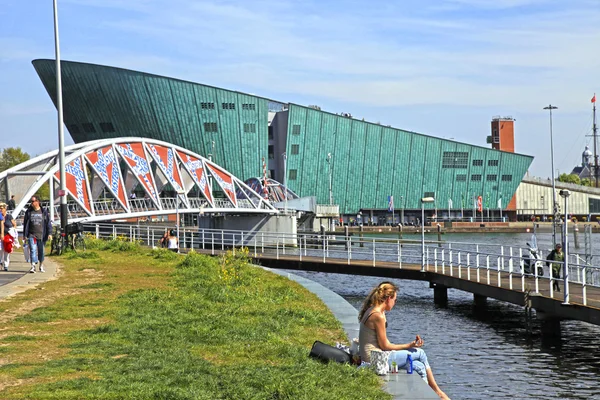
[23,206,52,242]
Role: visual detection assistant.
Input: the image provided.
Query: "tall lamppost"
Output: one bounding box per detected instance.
[326,153,333,205]
[53,0,67,230]
[559,189,571,304]
[544,104,558,246]
[400,195,404,225]
[282,152,288,214]
[421,197,435,272]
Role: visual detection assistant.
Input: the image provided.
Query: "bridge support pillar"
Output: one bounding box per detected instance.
[537,312,562,339]
[473,294,487,309]
[433,284,448,307]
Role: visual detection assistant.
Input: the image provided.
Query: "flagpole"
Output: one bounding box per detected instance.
[593,93,598,188]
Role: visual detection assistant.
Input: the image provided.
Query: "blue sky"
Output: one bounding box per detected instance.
[1,0,599,178]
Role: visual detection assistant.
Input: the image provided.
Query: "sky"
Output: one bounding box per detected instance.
[1,0,599,178]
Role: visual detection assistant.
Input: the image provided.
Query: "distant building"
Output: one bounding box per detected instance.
[570,145,595,179]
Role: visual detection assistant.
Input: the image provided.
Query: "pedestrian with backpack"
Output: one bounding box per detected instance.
[22,196,52,273]
[0,203,17,271]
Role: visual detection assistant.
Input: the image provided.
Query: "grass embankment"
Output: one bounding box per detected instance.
[0,239,387,399]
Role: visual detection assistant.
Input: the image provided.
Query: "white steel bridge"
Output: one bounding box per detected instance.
[0,138,277,224]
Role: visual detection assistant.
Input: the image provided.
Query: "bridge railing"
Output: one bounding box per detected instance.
[80,223,600,308]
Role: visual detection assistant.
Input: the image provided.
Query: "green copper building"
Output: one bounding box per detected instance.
[33,59,533,217]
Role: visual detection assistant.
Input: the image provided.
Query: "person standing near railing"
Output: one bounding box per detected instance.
[23,196,52,273]
[546,243,564,292]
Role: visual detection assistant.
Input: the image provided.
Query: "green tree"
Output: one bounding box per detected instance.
[557,173,581,185]
[0,147,50,201]
[581,178,593,187]
[0,147,30,172]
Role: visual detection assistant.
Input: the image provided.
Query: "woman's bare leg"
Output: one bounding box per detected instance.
[426,367,450,400]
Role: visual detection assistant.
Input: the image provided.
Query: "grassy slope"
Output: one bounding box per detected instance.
[0,240,388,400]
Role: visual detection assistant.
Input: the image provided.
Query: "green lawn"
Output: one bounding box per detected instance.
[0,239,388,399]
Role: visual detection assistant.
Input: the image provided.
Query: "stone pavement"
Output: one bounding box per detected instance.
[264,267,438,399]
[0,248,60,300]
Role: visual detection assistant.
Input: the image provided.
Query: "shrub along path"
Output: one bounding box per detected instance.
[0,239,388,399]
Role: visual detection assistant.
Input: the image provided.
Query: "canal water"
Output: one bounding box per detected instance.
[287,232,600,400]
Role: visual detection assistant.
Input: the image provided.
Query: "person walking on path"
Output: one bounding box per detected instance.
[546,243,564,292]
[7,195,16,211]
[0,203,16,271]
[22,196,52,273]
[359,281,450,400]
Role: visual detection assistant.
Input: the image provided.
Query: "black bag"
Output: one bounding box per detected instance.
[308,341,351,364]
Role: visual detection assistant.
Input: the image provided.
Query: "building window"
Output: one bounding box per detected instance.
[486,174,497,181]
[590,198,600,213]
[471,174,482,181]
[472,159,483,167]
[501,175,512,182]
[82,123,96,134]
[68,124,81,134]
[243,123,256,133]
[424,191,435,198]
[203,122,218,133]
[292,124,301,135]
[242,103,256,111]
[268,145,274,159]
[289,169,297,180]
[268,125,274,140]
[222,102,235,110]
[442,151,468,168]
[100,122,115,133]
[201,102,215,110]
[488,160,499,167]
[456,174,467,182]
[291,144,300,154]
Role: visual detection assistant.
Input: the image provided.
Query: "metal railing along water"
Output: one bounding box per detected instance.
[82,223,600,308]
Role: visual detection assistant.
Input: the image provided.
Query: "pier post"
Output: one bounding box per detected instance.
[537,312,562,339]
[433,284,448,306]
[574,223,580,249]
[473,294,487,309]
[359,225,364,248]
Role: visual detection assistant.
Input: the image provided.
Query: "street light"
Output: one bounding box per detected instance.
[326,153,333,206]
[421,197,435,272]
[559,189,571,304]
[53,0,67,230]
[400,195,404,226]
[282,152,288,214]
[176,190,185,252]
[544,104,558,246]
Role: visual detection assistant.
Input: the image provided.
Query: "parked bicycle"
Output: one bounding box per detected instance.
[51,222,86,255]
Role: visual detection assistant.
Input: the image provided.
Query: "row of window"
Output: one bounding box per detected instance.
[470,174,512,182]
[243,123,256,133]
[199,102,256,111]
[473,159,499,167]
[69,122,115,135]
[442,152,469,169]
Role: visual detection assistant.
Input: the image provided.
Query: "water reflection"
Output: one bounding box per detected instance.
[288,269,600,399]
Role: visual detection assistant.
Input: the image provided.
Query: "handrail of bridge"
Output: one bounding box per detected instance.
[79,223,600,309]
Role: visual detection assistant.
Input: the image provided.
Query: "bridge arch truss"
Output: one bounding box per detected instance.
[0,138,278,223]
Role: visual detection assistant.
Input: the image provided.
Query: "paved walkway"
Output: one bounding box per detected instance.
[0,249,60,300]
[264,267,438,399]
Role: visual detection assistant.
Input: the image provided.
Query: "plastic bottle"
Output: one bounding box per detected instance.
[406,354,413,374]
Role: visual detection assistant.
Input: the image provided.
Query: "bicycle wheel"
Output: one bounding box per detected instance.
[57,235,66,256]
[73,234,86,252]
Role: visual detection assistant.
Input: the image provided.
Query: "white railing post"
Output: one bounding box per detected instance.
[277,239,279,259]
[520,248,524,292]
[426,247,430,270]
[211,232,215,255]
[441,249,445,275]
[549,264,553,298]
[95,224,99,239]
[582,266,587,306]
[509,247,513,290]
[254,235,258,257]
[477,245,480,283]
[434,248,438,273]
[397,239,401,268]
[497,256,501,287]
[458,251,462,279]
[373,239,376,267]
[449,248,453,277]
[221,230,224,251]
[467,253,470,281]
[299,234,302,261]
[113,225,116,240]
[486,255,490,285]
[147,226,150,246]
[262,232,265,254]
